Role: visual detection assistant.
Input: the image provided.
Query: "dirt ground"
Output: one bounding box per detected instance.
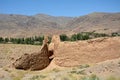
[0,37,120,80]
[0,44,41,68]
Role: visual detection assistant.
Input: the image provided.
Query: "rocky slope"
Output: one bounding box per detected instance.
[0,12,120,37]
[67,12,120,34]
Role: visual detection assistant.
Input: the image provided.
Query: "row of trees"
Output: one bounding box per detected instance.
[60,33,90,41]
[0,36,46,45]
[0,32,120,45]
[60,32,120,41]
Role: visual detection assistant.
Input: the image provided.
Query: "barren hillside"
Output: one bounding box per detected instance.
[0,12,120,37]
[67,12,120,34]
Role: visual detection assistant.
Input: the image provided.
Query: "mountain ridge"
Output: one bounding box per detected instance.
[0,12,120,37]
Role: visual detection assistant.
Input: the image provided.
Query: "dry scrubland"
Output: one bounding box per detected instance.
[0,37,120,80]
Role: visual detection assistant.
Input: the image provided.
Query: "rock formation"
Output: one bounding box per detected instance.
[13,35,120,70]
[54,37,120,67]
[13,36,52,70]
[49,35,60,51]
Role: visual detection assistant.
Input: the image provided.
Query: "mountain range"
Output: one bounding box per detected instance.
[0,12,120,37]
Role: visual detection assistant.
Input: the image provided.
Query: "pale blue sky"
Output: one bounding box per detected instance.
[0,0,120,16]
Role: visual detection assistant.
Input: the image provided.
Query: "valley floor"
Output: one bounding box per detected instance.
[0,37,120,80]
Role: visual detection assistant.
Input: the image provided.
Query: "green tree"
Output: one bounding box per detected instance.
[111,32,120,37]
[82,34,90,40]
[71,34,77,41]
[20,38,25,44]
[77,33,83,40]
[0,37,4,43]
[60,34,69,41]
[34,36,39,41]
[4,38,9,43]
[10,38,15,43]
[25,38,30,44]
[38,36,44,42]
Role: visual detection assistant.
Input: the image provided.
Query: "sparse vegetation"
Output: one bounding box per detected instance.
[0,32,119,45]
[111,32,120,37]
[30,75,46,80]
[81,74,99,80]
[78,64,90,69]
[52,68,60,72]
[70,70,86,75]
[60,32,117,41]
[0,36,45,45]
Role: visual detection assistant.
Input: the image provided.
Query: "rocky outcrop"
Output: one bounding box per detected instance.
[49,35,60,51]
[13,35,120,70]
[13,36,52,70]
[54,37,120,67]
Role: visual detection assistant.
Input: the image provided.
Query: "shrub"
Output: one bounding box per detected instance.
[4,38,9,43]
[81,74,99,80]
[0,37,4,43]
[52,68,60,72]
[71,34,77,41]
[60,34,69,41]
[70,70,86,75]
[30,75,46,80]
[78,64,90,69]
[111,32,120,37]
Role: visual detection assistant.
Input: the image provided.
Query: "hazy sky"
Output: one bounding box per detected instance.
[0,0,120,16]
